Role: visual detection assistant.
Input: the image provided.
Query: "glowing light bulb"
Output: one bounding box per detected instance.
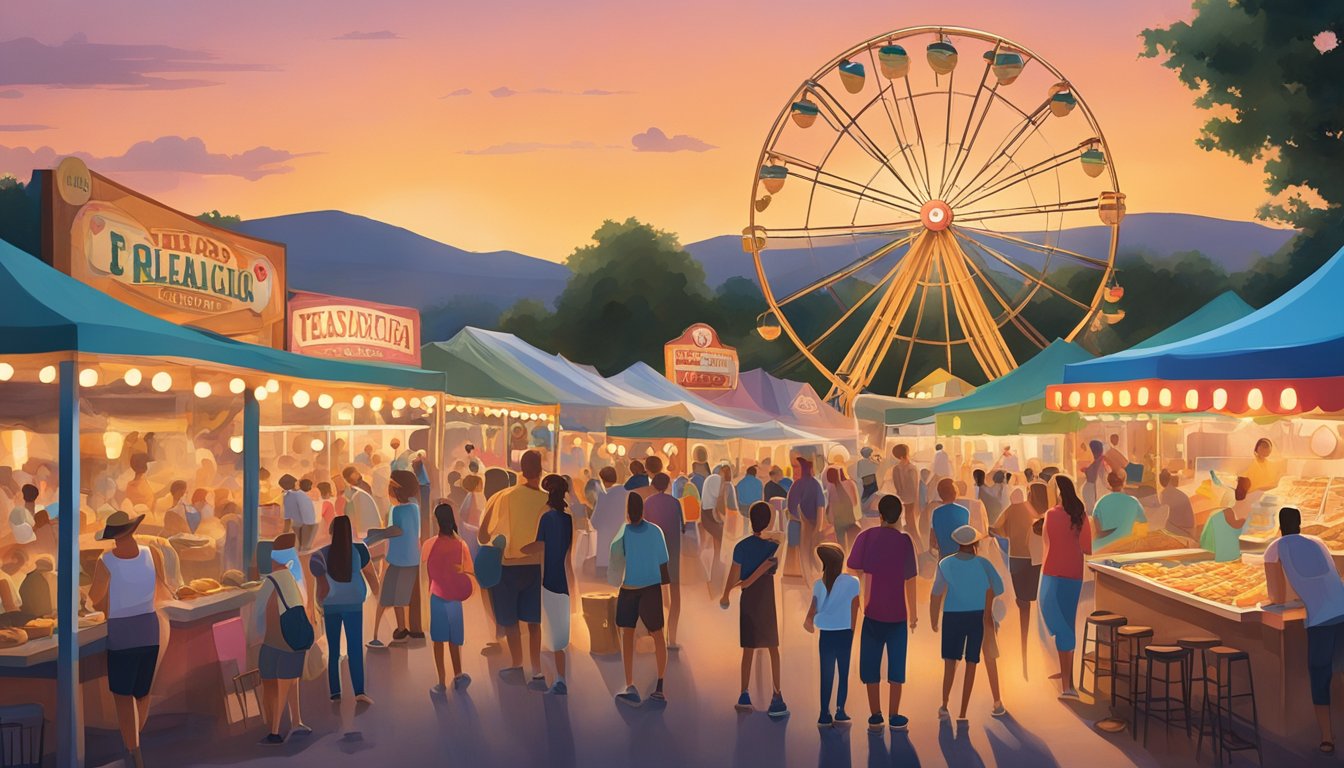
[310,438,325,452]
[318,393,334,409]
[79,368,98,387]
[38,366,56,384]
[370,396,383,411]
[151,371,172,392]
[229,377,246,394]
[0,363,12,382]
[393,397,407,410]
[193,381,212,399]
[124,368,142,386]
[292,389,310,408]
[265,379,280,393]
[254,386,268,401]
[352,394,366,409]
[229,436,244,454]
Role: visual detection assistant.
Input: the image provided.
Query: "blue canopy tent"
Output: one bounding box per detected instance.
[1052,247,1344,417]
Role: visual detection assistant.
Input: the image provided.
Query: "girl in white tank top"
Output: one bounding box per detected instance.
[102,547,157,619]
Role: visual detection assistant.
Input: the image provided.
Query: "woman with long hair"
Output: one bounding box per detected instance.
[1036,475,1092,698]
[422,502,473,694]
[804,542,860,727]
[824,467,860,552]
[521,474,576,694]
[310,515,378,703]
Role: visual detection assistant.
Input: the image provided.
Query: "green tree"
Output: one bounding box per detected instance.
[197,210,242,228]
[1142,2,1344,303]
[0,175,40,256]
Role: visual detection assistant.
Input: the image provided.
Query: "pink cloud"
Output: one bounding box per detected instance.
[0,35,273,90]
[631,127,715,153]
[0,136,312,181]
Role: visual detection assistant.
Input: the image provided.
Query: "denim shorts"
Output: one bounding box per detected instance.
[859,617,908,684]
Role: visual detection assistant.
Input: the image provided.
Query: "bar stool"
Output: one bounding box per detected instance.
[1114,625,1154,737]
[1177,636,1220,736]
[1137,645,1192,748]
[1080,612,1128,696]
[1198,646,1263,766]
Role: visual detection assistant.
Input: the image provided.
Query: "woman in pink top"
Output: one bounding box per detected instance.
[421,503,475,694]
[1035,475,1092,699]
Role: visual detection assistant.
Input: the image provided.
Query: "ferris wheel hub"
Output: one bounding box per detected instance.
[920,200,954,231]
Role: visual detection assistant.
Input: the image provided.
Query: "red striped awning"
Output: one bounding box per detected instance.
[1045,377,1344,417]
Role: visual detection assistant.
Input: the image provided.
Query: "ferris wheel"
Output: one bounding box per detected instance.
[745,25,1125,412]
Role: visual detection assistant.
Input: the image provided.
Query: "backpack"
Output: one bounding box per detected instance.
[475,534,506,589]
[266,574,314,651]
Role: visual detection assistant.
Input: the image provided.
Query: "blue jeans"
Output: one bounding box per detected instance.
[324,609,365,696]
[1039,575,1083,652]
[819,629,853,713]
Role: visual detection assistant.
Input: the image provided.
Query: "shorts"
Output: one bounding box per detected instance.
[107,645,159,698]
[700,512,723,541]
[430,595,465,645]
[491,564,542,627]
[541,588,571,651]
[616,585,664,632]
[1307,616,1344,705]
[941,610,986,663]
[859,617,908,684]
[1009,558,1041,602]
[380,564,417,607]
[259,644,305,680]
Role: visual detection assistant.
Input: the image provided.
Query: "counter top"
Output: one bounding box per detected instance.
[0,623,107,669]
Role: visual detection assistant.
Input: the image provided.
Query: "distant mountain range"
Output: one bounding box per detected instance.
[236,211,1294,343]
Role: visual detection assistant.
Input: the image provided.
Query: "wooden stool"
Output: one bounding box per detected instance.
[1178,635,1220,735]
[1081,612,1127,695]
[1198,646,1263,765]
[1138,645,1192,748]
[1115,625,1154,737]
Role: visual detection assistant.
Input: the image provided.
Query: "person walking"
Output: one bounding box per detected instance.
[253,533,313,744]
[788,456,825,586]
[735,465,765,539]
[1263,507,1344,754]
[642,472,685,649]
[89,510,172,768]
[804,542,860,728]
[1080,440,1106,512]
[824,466,860,551]
[341,467,383,541]
[990,485,1044,679]
[368,470,421,648]
[847,495,918,732]
[930,525,1007,721]
[521,474,576,694]
[1037,475,1091,699]
[280,474,318,552]
[700,462,738,586]
[890,444,919,514]
[423,502,474,694]
[477,450,550,689]
[930,479,971,561]
[720,502,787,719]
[856,447,880,508]
[590,466,626,582]
[613,493,670,706]
[310,515,379,703]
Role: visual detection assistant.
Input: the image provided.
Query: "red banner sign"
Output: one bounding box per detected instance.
[664,323,738,390]
[288,291,421,367]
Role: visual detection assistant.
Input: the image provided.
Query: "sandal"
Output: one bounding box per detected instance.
[1322,741,1336,754]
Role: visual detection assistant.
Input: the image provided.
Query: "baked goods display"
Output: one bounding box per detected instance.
[1261,476,1330,517]
[1096,530,1194,555]
[1321,478,1344,522]
[1301,520,1344,551]
[1121,560,1268,608]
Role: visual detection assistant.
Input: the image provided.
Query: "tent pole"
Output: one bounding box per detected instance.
[56,359,83,768]
[243,388,260,579]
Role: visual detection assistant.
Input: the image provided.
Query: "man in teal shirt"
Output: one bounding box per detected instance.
[929,478,970,558]
[1093,472,1146,549]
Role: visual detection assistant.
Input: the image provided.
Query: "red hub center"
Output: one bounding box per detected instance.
[921,200,953,231]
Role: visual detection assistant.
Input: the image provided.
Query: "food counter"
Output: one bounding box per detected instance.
[1089,549,1327,741]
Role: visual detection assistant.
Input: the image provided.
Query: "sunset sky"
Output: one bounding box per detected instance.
[1,0,1282,260]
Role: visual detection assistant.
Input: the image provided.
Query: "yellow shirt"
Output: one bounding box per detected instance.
[1246,457,1279,492]
[483,484,549,564]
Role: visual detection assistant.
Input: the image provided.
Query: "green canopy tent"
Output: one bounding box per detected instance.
[1126,290,1254,351]
[932,340,1094,436]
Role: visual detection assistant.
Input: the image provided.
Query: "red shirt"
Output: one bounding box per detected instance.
[1042,505,1092,580]
[421,535,473,601]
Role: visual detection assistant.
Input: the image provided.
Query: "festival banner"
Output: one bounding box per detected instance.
[43,157,287,347]
[663,323,739,390]
[288,291,422,367]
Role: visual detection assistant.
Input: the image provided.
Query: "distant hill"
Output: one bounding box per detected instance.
[233,211,569,343]
[684,213,1296,294]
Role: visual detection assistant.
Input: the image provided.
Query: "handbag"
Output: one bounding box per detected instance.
[303,635,327,680]
[266,575,314,651]
[475,534,506,589]
[606,526,626,588]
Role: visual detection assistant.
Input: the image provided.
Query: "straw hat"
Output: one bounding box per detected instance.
[951,525,984,547]
[96,510,145,541]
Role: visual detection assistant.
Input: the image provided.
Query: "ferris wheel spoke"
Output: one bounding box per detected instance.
[948,231,1050,349]
[954,229,1093,310]
[958,225,1110,269]
[807,83,929,206]
[938,69,956,198]
[774,230,920,308]
[762,217,923,244]
[952,143,1083,210]
[937,232,1018,379]
[942,46,1002,201]
[835,232,933,392]
[894,279,933,396]
[954,198,1100,226]
[771,151,925,214]
[945,97,1051,205]
[903,77,936,205]
[774,253,909,371]
[864,46,935,200]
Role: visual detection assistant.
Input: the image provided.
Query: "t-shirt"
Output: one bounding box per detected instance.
[857,458,878,481]
[591,483,628,569]
[1042,506,1092,580]
[891,463,919,506]
[283,489,317,526]
[310,542,372,610]
[1200,511,1245,563]
[846,526,917,623]
[932,553,1005,613]
[1161,486,1195,534]
[344,487,382,539]
[977,486,1004,523]
[736,475,764,507]
[701,474,736,516]
[421,535,473,601]
[642,493,682,561]
[763,480,788,502]
[483,484,549,564]
[931,502,971,556]
[811,573,861,631]
[624,475,650,492]
[535,508,574,595]
[993,502,1041,562]
[733,535,779,581]
[787,475,823,522]
[1264,534,1344,627]
[617,521,668,589]
[387,502,422,567]
[1093,491,1144,549]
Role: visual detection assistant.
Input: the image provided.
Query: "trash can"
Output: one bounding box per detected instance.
[582,592,619,656]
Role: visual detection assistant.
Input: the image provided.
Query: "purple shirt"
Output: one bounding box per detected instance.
[846,526,917,623]
[787,475,824,522]
[642,492,683,560]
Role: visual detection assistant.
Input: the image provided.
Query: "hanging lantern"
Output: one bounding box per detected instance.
[759,163,788,194]
[1098,191,1126,226]
[1080,146,1107,178]
[754,194,772,212]
[927,40,958,74]
[1101,309,1126,326]
[837,60,865,93]
[1104,283,1125,303]
[1049,86,1077,117]
[878,44,909,79]
[756,311,782,341]
[790,99,819,128]
[991,51,1025,85]
[741,226,768,253]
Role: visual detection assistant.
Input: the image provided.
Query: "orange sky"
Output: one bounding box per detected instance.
[1,0,1280,260]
